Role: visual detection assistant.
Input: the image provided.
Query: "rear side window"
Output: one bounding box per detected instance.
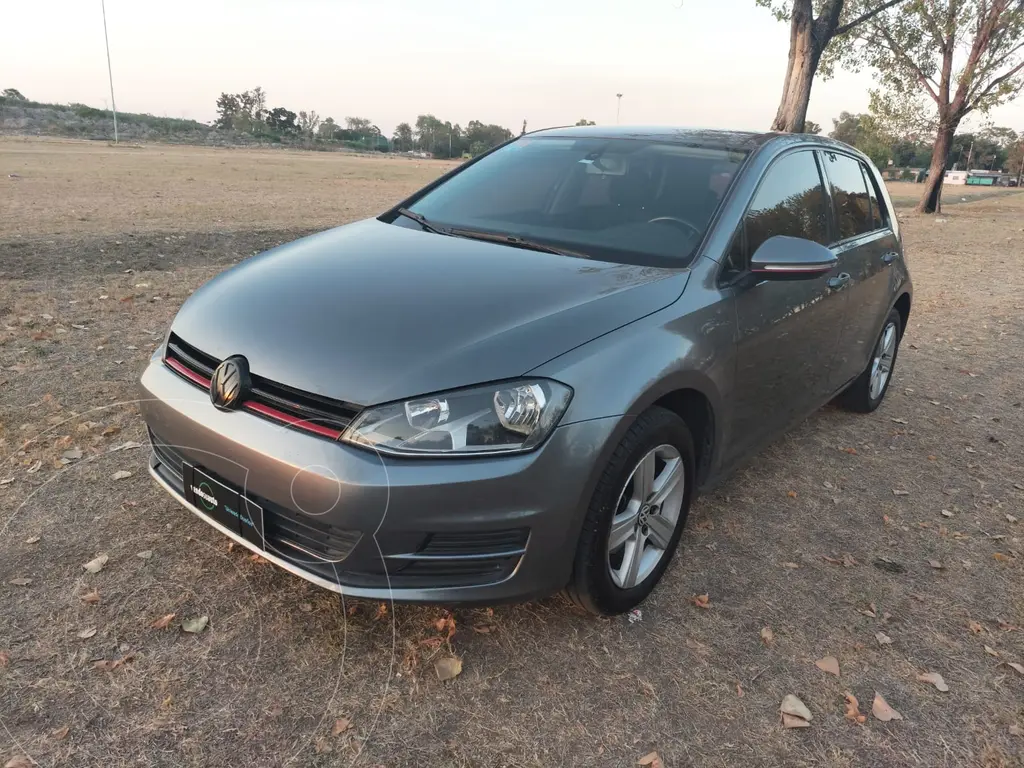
[822,152,872,240]
[744,150,830,257]
[862,165,888,229]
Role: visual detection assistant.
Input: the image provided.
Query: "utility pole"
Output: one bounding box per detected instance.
[616,93,623,124]
[965,139,974,171]
[100,0,118,143]
[1017,151,1024,188]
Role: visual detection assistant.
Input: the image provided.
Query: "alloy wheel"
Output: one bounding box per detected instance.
[607,444,685,589]
[869,321,897,401]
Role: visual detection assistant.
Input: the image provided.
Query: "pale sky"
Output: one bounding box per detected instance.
[5,0,1023,138]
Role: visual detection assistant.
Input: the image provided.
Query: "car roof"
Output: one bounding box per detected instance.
[526,125,851,154]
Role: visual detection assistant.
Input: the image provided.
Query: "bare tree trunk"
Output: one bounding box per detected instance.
[770,1,823,133]
[917,119,957,214]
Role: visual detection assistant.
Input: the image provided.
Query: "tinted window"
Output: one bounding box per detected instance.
[822,152,872,240]
[744,150,829,257]
[405,137,747,266]
[862,165,886,229]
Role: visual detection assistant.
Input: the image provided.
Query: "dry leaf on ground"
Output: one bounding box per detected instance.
[0,651,9,667]
[760,626,774,645]
[181,615,208,633]
[876,632,893,646]
[51,725,70,740]
[24,536,40,544]
[916,671,949,691]
[136,550,153,560]
[780,694,812,727]
[76,627,97,639]
[692,593,710,609]
[111,470,132,480]
[151,613,176,630]
[928,560,944,569]
[9,578,32,586]
[969,620,984,634]
[83,554,108,573]
[434,656,462,681]
[4,757,33,768]
[815,656,840,676]
[844,693,866,723]
[872,693,903,722]
[638,752,663,767]
[984,645,1000,658]
[80,589,100,604]
[331,717,351,736]
[1006,662,1024,675]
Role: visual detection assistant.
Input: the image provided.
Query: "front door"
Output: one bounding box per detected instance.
[721,150,849,463]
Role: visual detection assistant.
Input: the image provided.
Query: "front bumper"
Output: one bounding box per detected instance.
[139,357,619,604]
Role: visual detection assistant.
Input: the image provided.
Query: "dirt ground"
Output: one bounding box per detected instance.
[1,139,1023,768]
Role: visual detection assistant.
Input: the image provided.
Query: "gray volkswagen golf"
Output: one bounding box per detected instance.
[140,126,911,615]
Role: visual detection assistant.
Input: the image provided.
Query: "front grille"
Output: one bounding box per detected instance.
[164,333,360,438]
[260,500,361,563]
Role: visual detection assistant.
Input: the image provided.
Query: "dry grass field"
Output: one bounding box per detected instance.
[1,138,1023,768]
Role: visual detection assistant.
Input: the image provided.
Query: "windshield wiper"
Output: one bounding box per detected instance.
[395,208,449,235]
[446,227,589,259]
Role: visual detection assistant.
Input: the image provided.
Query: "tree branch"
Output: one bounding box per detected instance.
[869,24,942,102]
[969,58,1024,106]
[834,0,908,36]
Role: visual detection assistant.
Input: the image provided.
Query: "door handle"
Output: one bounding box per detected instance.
[881,252,898,265]
[827,273,851,290]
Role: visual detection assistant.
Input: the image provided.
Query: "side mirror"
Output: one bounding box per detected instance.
[750,235,837,281]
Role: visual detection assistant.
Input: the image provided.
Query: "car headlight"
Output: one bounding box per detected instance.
[341,380,573,456]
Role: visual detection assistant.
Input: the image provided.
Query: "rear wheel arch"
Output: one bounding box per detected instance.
[893,292,911,337]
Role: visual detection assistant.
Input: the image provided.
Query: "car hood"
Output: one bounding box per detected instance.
[170,219,688,405]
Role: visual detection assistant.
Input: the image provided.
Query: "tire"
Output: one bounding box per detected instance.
[838,308,902,413]
[566,406,695,615]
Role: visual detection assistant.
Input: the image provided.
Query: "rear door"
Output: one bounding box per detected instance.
[721,149,849,463]
[817,151,901,389]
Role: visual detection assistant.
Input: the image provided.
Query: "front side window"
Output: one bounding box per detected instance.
[401,137,747,266]
[744,150,830,258]
[822,152,873,240]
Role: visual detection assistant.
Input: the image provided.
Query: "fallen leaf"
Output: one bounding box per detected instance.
[1006,662,1024,676]
[4,757,33,768]
[969,620,984,633]
[692,593,711,609]
[1008,514,1019,523]
[844,693,866,724]
[27,460,42,473]
[842,447,858,455]
[1009,724,1022,736]
[101,425,121,436]
[182,615,209,634]
[24,536,40,544]
[62,448,83,460]
[871,692,903,722]
[876,632,893,646]
[941,509,953,518]
[314,737,331,754]
[993,552,1010,562]
[858,603,877,618]
[997,619,1018,632]
[638,752,663,767]
[782,561,800,569]
[760,626,774,646]
[736,683,744,697]
[80,589,100,604]
[9,577,32,586]
[83,554,108,573]
[111,470,132,480]
[815,656,840,676]
[51,725,70,741]
[985,645,999,658]
[892,489,909,496]
[331,717,351,736]
[151,613,176,630]
[780,694,812,723]
[434,656,462,681]
[916,671,949,691]
[787,490,798,498]
[891,417,908,424]
[76,627,97,640]
[928,560,944,569]
[0,477,14,485]
[0,650,9,667]
[136,550,153,560]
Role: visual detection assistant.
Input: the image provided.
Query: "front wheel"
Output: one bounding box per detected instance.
[566,407,695,615]
[838,308,902,413]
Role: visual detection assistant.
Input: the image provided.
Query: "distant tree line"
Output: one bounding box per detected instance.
[214,87,513,156]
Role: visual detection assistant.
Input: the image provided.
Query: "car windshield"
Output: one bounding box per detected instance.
[400,136,747,266]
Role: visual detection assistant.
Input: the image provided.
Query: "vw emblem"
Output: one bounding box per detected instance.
[209,355,251,411]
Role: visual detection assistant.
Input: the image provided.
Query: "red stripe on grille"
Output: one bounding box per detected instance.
[166,357,211,388]
[243,401,344,440]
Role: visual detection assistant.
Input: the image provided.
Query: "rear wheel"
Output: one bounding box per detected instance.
[838,308,902,413]
[566,407,694,615]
